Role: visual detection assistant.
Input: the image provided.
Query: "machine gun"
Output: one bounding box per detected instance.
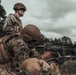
[28,42,62,53]
[28,42,76,65]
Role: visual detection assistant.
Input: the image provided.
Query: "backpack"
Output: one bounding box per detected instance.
[0,14,17,37]
[0,38,10,64]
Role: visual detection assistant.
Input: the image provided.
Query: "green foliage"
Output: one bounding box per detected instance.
[0,2,6,38]
[61,36,72,44]
[38,34,50,45]
[39,34,73,46]
[0,0,6,18]
[0,5,6,18]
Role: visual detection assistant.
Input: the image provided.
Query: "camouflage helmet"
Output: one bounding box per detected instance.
[13,3,26,11]
[21,24,41,41]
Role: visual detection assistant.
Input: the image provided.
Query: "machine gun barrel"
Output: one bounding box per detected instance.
[45,55,76,64]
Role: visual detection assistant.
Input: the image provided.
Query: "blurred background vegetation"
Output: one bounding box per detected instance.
[0,0,76,51]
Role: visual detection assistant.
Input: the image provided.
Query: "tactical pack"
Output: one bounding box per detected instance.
[0,33,20,64]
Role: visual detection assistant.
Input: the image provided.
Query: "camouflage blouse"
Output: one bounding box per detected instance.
[5,35,30,64]
[3,14,23,35]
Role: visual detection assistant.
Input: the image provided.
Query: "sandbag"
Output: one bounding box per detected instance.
[20,58,52,75]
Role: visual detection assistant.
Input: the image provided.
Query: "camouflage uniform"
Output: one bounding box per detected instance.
[0,33,30,75]
[0,24,41,75]
[3,14,23,35]
[3,2,26,35]
[5,34,30,63]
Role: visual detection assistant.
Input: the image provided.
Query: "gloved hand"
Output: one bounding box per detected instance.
[41,51,54,60]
